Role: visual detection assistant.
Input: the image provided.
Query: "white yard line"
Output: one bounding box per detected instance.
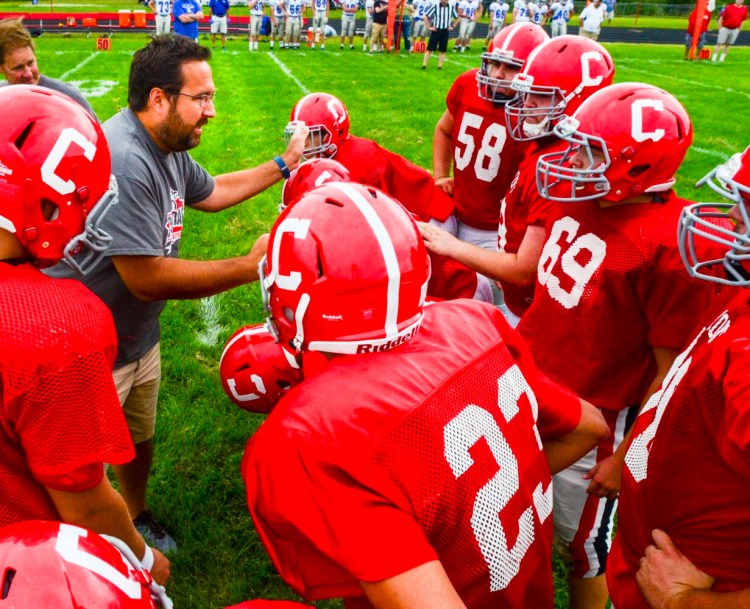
[691,146,731,160]
[196,295,224,346]
[267,52,310,94]
[617,64,750,101]
[58,52,98,81]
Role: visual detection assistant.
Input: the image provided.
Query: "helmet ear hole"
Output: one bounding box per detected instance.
[2,568,16,599]
[40,198,61,221]
[283,306,294,322]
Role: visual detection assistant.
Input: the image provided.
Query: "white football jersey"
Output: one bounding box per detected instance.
[513,0,530,21]
[489,1,510,21]
[286,0,303,16]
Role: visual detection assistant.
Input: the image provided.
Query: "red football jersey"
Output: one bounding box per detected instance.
[335,135,454,222]
[497,139,564,318]
[0,263,134,527]
[446,70,529,231]
[243,300,582,609]
[609,293,750,608]
[517,192,727,411]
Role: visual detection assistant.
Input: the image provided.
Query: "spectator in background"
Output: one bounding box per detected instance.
[549,0,574,36]
[209,0,230,50]
[605,0,615,22]
[340,0,358,49]
[395,0,414,52]
[578,0,606,39]
[0,18,98,120]
[484,0,509,47]
[685,6,711,59]
[248,0,265,50]
[173,0,204,41]
[371,0,388,52]
[713,0,747,62]
[422,0,458,68]
[47,35,307,557]
[148,0,173,34]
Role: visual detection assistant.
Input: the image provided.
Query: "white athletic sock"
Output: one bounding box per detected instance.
[720,52,726,61]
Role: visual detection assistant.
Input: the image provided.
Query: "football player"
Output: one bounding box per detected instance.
[285,92,454,224]
[0,85,169,585]
[431,22,548,309]
[0,520,172,608]
[421,36,614,326]
[244,181,609,609]
[483,0,510,48]
[516,82,729,609]
[280,157,493,302]
[607,145,750,609]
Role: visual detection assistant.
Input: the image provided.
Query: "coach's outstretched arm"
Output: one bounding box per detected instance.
[542,399,608,475]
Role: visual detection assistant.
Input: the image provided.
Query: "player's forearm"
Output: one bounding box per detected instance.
[543,400,608,474]
[433,128,453,178]
[665,588,750,609]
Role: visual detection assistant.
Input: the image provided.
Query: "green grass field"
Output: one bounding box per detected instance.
[20,35,750,608]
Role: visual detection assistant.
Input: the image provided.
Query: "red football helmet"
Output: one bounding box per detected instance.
[219,323,303,413]
[505,36,615,141]
[477,23,549,104]
[0,520,172,608]
[260,182,430,356]
[280,158,351,212]
[0,85,116,272]
[536,82,693,203]
[679,146,750,286]
[284,93,350,159]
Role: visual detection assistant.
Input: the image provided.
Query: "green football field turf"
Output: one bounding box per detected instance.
[23,34,750,608]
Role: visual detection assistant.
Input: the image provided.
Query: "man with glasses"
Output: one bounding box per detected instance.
[48,34,308,555]
[0,18,98,120]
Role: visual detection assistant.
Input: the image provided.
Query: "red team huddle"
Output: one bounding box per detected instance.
[1,21,750,609]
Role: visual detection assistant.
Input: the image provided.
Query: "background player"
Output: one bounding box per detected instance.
[432,22,548,310]
[421,36,614,326]
[607,145,750,609]
[518,82,728,609]
[0,85,169,586]
[484,0,510,47]
[244,181,608,609]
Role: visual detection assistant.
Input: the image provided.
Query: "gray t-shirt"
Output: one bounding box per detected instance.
[47,108,215,365]
[0,75,101,122]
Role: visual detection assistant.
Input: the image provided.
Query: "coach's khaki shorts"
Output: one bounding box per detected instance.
[114,343,161,444]
[211,14,228,34]
[580,28,600,40]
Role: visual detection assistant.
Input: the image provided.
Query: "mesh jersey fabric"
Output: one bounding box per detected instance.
[243,299,581,608]
[0,263,134,527]
[497,138,564,317]
[335,135,454,222]
[517,192,728,411]
[446,69,529,231]
[609,292,750,608]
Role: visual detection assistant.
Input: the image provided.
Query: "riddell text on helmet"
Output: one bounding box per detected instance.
[355,325,420,354]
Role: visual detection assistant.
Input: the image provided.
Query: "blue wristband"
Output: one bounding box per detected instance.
[273,155,291,179]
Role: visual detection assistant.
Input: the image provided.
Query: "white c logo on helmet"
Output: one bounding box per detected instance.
[631,99,665,143]
[580,51,605,88]
[268,217,311,291]
[41,128,97,195]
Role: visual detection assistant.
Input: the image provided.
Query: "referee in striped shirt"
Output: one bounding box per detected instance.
[422,0,459,69]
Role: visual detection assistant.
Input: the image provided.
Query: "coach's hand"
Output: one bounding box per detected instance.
[282,123,310,172]
[583,453,622,500]
[151,548,171,586]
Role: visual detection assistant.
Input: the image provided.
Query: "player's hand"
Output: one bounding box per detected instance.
[417,221,461,257]
[636,529,714,609]
[583,453,622,500]
[150,548,171,586]
[282,123,310,171]
[434,175,454,195]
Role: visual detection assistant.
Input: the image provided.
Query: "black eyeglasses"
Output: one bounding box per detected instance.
[168,90,216,108]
